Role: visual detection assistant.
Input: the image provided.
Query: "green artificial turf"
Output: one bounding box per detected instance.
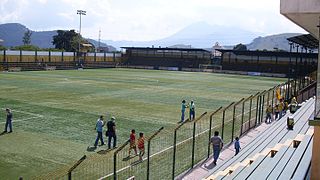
[0,68,284,179]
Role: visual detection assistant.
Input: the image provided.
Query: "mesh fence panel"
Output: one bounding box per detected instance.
[148,129,174,180]
[222,103,235,144]
[194,113,211,166]
[34,82,297,180]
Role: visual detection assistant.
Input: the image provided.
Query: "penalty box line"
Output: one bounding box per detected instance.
[1,108,44,118]
[0,116,42,124]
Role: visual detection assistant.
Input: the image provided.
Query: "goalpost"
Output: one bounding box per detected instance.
[198,64,222,72]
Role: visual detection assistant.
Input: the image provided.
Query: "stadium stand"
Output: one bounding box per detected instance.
[205,97,314,180]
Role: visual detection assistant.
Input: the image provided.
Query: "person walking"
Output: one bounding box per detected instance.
[234,137,241,156]
[265,105,273,123]
[94,116,105,147]
[210,131,223,165]
[189,100,195,120]
[137,132,145,161]
[181,100,187,123]
[128,129,137,156]
[4,108,13,133]
[106,116,117,149]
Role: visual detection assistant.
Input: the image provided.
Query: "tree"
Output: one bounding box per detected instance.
[233,43,247,51]
[22,30,32,45]
[52,30,89,52]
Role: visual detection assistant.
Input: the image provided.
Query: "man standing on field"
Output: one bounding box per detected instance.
[94,116,105,147]
[181,100,187,123]
[106,116,117,149]
[189,100,195,120]
[4,108,13,133]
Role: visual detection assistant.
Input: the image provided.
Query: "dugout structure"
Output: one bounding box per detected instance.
[217,49,318,76]
[121,47,211,70]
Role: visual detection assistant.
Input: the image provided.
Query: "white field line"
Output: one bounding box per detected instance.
[0,116,42,124]
[1,108,44,118]
[98,105,263,180]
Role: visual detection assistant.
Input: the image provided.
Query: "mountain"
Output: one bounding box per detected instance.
[103,22,260,49]
[0,23,304,52]
[246,33,302,51]
[0,23,114,50]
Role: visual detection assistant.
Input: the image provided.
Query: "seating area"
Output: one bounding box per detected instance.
[205,97,314,180]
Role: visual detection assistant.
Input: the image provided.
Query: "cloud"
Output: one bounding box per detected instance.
[0,0,306,41]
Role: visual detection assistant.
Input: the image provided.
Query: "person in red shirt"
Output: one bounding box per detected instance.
[129,129,137,156]
[137,132,145,161]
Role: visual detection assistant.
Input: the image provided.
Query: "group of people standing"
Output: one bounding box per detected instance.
[94,115,116,149]
[93,116,145,161]
[181,100,195,122]
[265,97,297,124]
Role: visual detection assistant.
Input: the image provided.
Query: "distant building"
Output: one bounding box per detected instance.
[121,47,211,69]
[212,42,223,57]
[97,45,117,53]
[0,39,4,46]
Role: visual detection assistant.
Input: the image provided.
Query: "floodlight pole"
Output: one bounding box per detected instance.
[77,10,86,61]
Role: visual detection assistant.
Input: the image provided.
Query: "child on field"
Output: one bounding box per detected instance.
[234,137,241,156]
[129,129,137,156]
[137,132,145,161]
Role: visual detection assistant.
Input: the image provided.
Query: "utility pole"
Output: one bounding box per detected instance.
[98,28,101,52]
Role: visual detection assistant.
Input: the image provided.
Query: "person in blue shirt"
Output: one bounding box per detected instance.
[234,137,241,156]
[181,100,187,123]
[94,115,105,147]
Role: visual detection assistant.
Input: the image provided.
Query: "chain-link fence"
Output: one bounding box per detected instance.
[35,79,315,180]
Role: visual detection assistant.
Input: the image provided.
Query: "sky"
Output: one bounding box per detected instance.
[0,0,306,41]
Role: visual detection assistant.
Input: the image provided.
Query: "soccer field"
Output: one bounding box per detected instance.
[0,68,284,179]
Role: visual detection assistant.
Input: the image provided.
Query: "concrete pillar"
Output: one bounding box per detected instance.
[311,126,320,179]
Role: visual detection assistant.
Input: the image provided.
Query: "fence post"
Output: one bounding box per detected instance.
[20,50,22,62]
[221,102,235,140]
[255,94,260,126]
[172,119,188,180]
[147,127,164,180]
[113,141,130,180]
[191,112,207,168]
[3,50,5,62]
[208,107,222,158]
[241,95,252,135]
[260,93,265,123]
[67,155,86,180]
[231,98,244,143]
[35,50,37,62]
[49,50,51,62]
[248,97,253,129]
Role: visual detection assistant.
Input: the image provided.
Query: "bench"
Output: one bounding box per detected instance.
[8,67,22,72]
[45,66,56,71]
[205,98,314,179]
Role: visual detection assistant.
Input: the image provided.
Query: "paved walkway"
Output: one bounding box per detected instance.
[177,122,271,180]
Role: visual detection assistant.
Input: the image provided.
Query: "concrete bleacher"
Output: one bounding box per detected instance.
[205,97,314,180]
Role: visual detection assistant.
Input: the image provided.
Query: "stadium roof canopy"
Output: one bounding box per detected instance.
[121,47,210,52]
[287,34,318,49]
[216,49,317,58]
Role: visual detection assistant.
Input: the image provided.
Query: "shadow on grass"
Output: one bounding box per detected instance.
[0,131,7,136]
[96,148,113,155]
[122,155,136,161]
[86,146,97,152]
